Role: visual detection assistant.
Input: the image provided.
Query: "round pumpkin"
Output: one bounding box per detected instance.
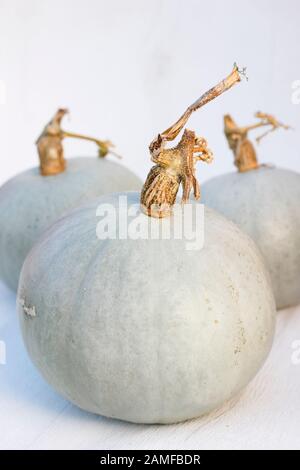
[202,113,300,309]
[18,192,276,424]
[0,110,141,291]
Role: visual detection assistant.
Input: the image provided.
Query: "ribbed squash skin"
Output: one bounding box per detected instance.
[202,167,300,309]
[18,192,275,424]
[0,157,141,291]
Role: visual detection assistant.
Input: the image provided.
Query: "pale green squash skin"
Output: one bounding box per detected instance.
[18,192,276,424]
[202,166,300,310]
[0,157,142,291]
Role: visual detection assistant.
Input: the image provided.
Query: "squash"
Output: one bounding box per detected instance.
[17,67,276,424]
[0,109,141,291]
[202,112,300,309]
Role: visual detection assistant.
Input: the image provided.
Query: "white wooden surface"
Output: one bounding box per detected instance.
[0,281,299,450]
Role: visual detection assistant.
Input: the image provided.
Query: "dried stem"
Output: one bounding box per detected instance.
[224,112,291,172]
[141,64,244,218]
[62,131,121,159]
[150,64,243,158]
[36,109,119,176]
[36,108,68,176]
[254,112,292,144]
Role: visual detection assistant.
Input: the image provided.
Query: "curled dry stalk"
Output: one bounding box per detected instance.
[141,64,245,218]
[36,109,120,176]
[254,112,292,144]
[224,112,291,173]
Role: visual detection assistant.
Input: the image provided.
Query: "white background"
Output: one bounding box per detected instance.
[0,0,300,450]
[0,0,300,184]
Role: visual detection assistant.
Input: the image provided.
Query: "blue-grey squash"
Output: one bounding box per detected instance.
[18,68,276,424]
[0,109,142,291]
[17,192,276,424]
[202,113,300,310]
